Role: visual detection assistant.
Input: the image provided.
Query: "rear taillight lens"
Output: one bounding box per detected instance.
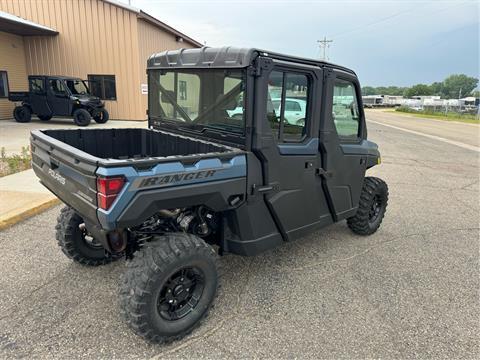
[97,177,125,210]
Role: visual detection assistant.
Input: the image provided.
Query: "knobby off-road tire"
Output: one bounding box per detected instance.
[55,206,113,266]
[73,108,91,126]
[38,114,52,121]
[13,105,31,123]
[347,177,388,235]
[93,109,109,124]
[119,233,219,344]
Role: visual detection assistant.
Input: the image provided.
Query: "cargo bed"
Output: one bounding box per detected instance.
[30,127,246,232]
[31,128,242,168]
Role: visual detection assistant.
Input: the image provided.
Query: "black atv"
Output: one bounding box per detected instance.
[31,47,389,344]
[9,75,109,126]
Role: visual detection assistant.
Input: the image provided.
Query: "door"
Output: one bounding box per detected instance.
[47,78,70,116]
[255,63,332,241]
[28,77,50,115]
[318,68,368,221]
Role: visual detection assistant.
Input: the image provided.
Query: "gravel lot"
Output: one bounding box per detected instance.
[0,112,478,359]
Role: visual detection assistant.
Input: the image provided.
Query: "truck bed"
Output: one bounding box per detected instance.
[8,91,29,102]
[30,127,246,234]
[33,128,240,167]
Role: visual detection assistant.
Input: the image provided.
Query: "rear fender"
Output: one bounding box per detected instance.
[341,140,381,169]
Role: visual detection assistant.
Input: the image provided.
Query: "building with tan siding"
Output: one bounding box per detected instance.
[0,0,200,121]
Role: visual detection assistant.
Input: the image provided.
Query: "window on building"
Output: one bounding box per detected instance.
[87,75,116,100]
[179,80,187,100]
[29,77,45,94]
[266,70,309,142]
[332,80,360,140]
[0,71,8,98]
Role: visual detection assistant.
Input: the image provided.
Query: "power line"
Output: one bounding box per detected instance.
[317,36,333,60]
[330,1,471,40]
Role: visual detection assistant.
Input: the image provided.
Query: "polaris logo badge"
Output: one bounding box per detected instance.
[48,169,66,185]
[135,169,217,189]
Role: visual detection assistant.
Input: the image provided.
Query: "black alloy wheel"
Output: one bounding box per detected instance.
[157,267,205,321]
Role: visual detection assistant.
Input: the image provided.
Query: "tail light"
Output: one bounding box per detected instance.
[97,176,125,210]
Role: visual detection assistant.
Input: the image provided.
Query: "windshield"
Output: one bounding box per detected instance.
[65,79,90,95]
[148,69,246,135]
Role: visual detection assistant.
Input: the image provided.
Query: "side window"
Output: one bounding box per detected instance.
[48,79,67,95]
[29,78,45,94]
[267,70,309,142]
[224,74,244,121]
[332,80,360,140]
[0,71,8,98]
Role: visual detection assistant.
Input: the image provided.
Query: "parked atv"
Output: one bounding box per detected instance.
[9,75,109,126]
[31,47,388,344]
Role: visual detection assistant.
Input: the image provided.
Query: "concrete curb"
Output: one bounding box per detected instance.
[0,198,60,231]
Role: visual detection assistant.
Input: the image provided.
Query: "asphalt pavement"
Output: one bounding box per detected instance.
[0,112,478,359]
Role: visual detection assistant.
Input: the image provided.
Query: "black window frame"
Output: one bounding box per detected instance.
[0,71,9,98]
[267,68,312,144]
[87,74,117,100]
[332,78,363,143]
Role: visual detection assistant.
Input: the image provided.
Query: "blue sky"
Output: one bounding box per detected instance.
[124,0,479,87]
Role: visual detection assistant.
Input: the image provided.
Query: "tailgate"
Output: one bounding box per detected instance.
[30,130,99,225]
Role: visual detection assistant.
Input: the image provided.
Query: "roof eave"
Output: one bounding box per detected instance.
[138,11,202,48]
[0,10,58,36]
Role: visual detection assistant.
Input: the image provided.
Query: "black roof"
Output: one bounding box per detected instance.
[28,75,84,80]
[147,46,356,75]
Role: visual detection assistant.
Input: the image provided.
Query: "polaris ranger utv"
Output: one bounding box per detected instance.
[30,47,388,344]
[9,75,109,126]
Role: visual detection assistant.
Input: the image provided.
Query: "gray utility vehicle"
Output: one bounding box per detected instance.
[9,75,109,126]
[31,47,388,344]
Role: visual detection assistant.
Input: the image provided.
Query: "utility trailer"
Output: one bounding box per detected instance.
[31,47,388,344]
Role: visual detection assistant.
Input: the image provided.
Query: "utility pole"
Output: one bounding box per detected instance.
[317,37,333,61]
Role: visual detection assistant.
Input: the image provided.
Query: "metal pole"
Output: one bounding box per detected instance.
[317,37,333,61]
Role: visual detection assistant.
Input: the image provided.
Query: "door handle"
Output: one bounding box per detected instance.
[316,168,333,179]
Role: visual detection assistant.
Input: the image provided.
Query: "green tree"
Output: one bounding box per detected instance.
[429,82,444,96]
[442,74,478,99]
[362,86,377,95]
[471,90,480,98]
[404,84,433,98]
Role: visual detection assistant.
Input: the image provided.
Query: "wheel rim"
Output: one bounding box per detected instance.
[157,267,205,321]
[368,195,382,223]
[18,109,26,120]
